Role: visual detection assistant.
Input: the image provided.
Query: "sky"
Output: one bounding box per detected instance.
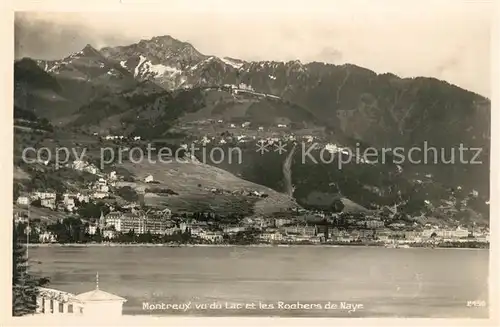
[14,0,493,97]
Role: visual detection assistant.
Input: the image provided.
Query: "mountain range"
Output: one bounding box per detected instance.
[13,34,491,224]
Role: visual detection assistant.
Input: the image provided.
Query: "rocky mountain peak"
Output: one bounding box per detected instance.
[81,44,102,57]
[104,35,205,63]
[147,35,189,48]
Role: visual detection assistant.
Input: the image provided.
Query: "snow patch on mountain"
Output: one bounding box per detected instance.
[132,55,182,79]
[134,55,148,77]
[148,62,182,76]
[221,57,244,69]
[134,55,147,77]
[190,56,215,71]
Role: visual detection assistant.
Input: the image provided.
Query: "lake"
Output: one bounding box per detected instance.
[28,246,489,318]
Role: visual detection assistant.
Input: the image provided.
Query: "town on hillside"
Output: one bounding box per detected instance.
[13,158,489,248]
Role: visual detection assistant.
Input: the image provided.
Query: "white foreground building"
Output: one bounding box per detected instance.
[36,273,126,317]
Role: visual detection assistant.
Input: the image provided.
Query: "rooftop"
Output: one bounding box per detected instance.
[75,272,127,302]
[75,289,126,302]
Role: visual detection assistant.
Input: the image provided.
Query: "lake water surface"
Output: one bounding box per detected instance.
[29,246,489,318]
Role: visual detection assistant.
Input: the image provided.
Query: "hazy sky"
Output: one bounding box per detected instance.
[14,0,493,97]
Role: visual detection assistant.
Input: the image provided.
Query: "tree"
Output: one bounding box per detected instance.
[138,231,153,243]
[94,227,103,243]
[62,217,84,243]
[330,198,345,213]
[12,227,49,316]
[15,223,27,243]
[13,183,21,200]
[78,202,109,219]
[30,199,42,207]
[116,186,139,202]
[125,229,136,243]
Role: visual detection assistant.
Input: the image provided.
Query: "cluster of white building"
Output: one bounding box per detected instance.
[421,226,469,239]
[221,83,280,100]
[89,177,111,199]
[91,208,173,237]
[71,160,99,175]
[16,191,88,212]
[101,135,141,141]
[16,169,119,212]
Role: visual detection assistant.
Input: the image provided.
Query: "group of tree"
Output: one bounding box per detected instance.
[14,222,40,244]
[225,229,260,245]
[77,201,110,219]
[112,229,192,244]
[27,172,65,194]
[12,226,50,316]
[45,217,90,243]
[116,186,139,202]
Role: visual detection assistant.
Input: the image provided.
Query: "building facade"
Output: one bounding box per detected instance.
[36,279,126,316]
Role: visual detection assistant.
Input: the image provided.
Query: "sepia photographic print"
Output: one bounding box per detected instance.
[6,0,498,325]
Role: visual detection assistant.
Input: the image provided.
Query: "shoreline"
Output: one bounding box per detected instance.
[26,242,489,249]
